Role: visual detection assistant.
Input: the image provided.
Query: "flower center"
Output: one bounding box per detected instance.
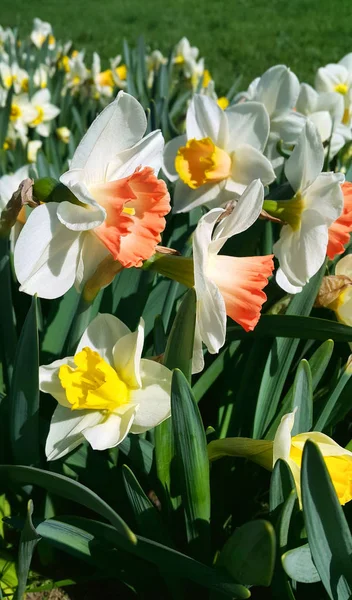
[335,83,348,95]
[175,137,231,189]
[59,347,129,412]
[263,193,306,231]
[31,105,45,127]
[115,65,127,81]
[10,104,22,121]
[98,69,114,88]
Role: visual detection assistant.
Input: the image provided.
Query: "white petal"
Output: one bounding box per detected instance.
[173,179,223,213]
[186,94,228,147]
[45,405,102,461]
[77,313,130,365]
[0,165,29,205]
[275,268,303,294]
[39,358,73,407]
[231,144,275,188]
[270,111,306,144]
[70,92,147,181]
[59,168,107,225]
[305,172,344,224]
[339,53,352,73]
[296,83,319,115]
[192,322,205,374]
[106,130,165,180]
[36,123,50,137]
[31,88,50,105]
[315,64,349,93]
[284,120,324,193]
[43,103,60,121]
[113,319,144,388]
[83,405,137,450]
[273,411,296,465]
[129,358,172,433]
[256,65,300,117]
[162,134,187,182]
[309,111,333,143]
[193,210,227,353]
[225,101,270,152]
[74,231,110,291]
[211,179,264,252]
[14,203,81,299]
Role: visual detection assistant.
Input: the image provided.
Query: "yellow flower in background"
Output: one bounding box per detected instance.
[217,96,229,109]
[208,410,352,505]
[56,126,71,144]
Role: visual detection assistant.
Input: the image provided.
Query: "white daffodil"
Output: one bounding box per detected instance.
[163,94,275,213]
[27,89,60,137]
[268,120,344,293]
[14,92,170,299]
[40,313,172,460]
[296,83,351,157]
[0,60,29,93]
[9,94,37,144]
[315,53,352,126]
[27,140,42,163]
[30,18,55,49]
[173,37,204,85]
[33,64,50,89]
[146,50,167,88]
[110,55,127,89]
[192,179,273,372]
[236,65,306,172]
[56,126,71,144]
[91,52,114,100]
[66,52,88,90]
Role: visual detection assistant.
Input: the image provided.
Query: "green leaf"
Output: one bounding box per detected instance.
[118,435,154,475]
[228,315,352,343]
[301,441,352,600]
[269,459,295,513]
[41,287,80,357]
[266,339,334,439]
[217,520,276,586]
[0,238,17,386]
[14,500,41,600]
[253,264,326,439]
[0,465,136,544]
[314,361,352,431]
[9,296,40,465]
[290,360,313,435]
[171,369,210,561]
[192,341,241,404]
[282,544,320,584]
[34,517,250,598]
[154,289,196,506]
[122,464,172,546]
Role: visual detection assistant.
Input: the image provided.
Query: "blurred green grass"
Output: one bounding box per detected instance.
[2,0,352,92]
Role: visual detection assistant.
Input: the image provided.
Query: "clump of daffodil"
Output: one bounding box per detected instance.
[208,410,352,505]
[40,313,172,460]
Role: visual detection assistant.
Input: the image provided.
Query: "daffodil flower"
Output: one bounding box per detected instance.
[208,410,352,506]
[315,53,352,125]
[30,18,55,49]
[327,182,352,260]
[296,83,351,158]
[14,92,170,299]
[40,313,172,460]
[265,120,344,293]
[163,94,275,213]
[235,65,306,173]
[28,89,60,137]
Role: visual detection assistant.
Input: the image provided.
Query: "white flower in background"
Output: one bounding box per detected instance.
[146,50,167,88]
[296,83,351,158]
[315,53,352,126]
[236,65,306,172]
[110,55,127,89]
[66,52,88,90]
[192,179,273,372]
[201,79,230,110]
[34,64,50,89]
[27,89,60,137]
[56,126,71,144]
[163,94,275,213]
[27,140,42,163]
[14,92,170,299]
[91,53,114,99]
[9,94,37,144]
[0,59,29,93]
[270,120,344,293]
[173,37,204,87]
[30,18,55,49]
[40,313,172,460]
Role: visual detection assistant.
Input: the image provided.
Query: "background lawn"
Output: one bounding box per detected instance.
[1,0,352,93]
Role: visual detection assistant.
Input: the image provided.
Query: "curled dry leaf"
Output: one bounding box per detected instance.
[315,275,352,308]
